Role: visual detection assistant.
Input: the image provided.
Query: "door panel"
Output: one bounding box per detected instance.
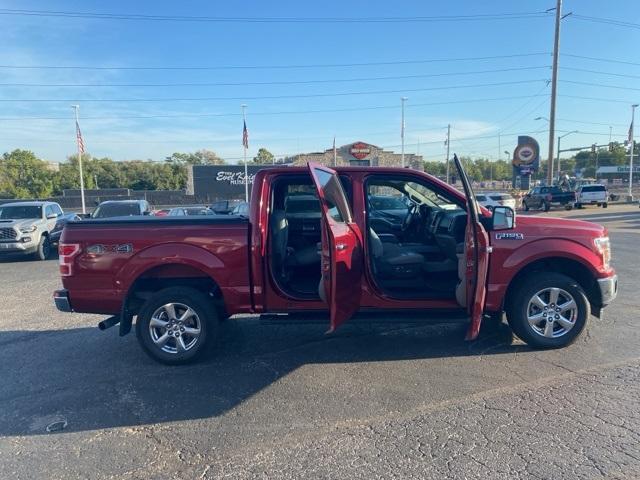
[453,155,490,341]
[307,162,363,332]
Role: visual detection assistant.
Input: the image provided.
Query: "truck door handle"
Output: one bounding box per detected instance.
[336,243,347,251]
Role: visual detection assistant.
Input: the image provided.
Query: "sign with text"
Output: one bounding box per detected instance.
[189,165,278,200]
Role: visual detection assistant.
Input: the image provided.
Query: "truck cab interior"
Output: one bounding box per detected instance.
[268,173,468,304]
[365,176,466,300]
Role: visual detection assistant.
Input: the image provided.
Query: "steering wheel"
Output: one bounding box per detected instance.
[401,203,418,232]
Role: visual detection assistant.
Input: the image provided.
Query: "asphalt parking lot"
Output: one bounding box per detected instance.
[1,204,639,479]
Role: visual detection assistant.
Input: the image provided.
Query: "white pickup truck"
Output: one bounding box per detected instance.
[575,184,608,209]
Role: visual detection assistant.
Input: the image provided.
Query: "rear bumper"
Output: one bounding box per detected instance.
[597,274,618,307]
[53,289,72,312]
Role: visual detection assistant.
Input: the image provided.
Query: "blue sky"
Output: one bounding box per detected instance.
[0,0,638,164]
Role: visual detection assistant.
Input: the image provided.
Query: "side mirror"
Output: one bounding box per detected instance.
[491,206,515,231]
[47,213,58,219]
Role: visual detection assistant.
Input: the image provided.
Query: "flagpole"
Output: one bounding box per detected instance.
[629,104,638,201]
[241,104,248,203]
[71,104,86,215]
[401,97,407,168]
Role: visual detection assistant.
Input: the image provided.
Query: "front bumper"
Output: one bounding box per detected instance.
[597,274,618,306]
[53,289,72,312]
[0,239,36,254]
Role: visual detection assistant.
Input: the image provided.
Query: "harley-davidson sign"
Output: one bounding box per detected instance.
[512,136,540,174]
[349,142,372,160]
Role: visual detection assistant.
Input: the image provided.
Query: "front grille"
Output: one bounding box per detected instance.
[0,227,17,240]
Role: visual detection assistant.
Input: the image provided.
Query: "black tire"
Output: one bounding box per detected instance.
[34,234,51,261]
[523,201,529,212]
[603,202,608,208]
[543,201,550,212]
[576,203,583,209]
[506,272,589,349]
[135,287,219,365]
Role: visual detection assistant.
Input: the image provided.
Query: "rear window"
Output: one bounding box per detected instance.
[93,203,141,218]
[285,197,320,214]
[581,185,606,192]
[489,194,511,201]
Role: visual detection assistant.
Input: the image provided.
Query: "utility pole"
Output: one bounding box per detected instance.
[71,104,86,215]
[547,0,562,185]
[241,104,248,203]
[445,124,451,183]
[401,97,407,168]
[609,125,613,144]
[629,104,638,201]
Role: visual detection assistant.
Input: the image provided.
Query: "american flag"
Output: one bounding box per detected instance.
[242,120,249,149]
[76,120,85,155]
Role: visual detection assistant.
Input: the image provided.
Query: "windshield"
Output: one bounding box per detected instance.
[370,196,407,210]
[92,203,141,218]
[0,205,42,219]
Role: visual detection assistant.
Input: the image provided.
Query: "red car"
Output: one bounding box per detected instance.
[54,157,617,364]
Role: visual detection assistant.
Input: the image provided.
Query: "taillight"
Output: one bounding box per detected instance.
[59,243,80,277]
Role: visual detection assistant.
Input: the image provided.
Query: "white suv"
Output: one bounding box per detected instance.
[575,184,608,209]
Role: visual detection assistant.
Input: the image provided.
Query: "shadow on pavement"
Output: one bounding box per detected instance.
[0,318,525,437]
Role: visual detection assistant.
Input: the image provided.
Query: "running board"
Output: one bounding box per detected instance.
[260,309,468,325]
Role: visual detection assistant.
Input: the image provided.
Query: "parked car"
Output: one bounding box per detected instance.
[91,200,152,219]
[522,186,575,211]
[152,209,171,217]
[210,200,243,215]
[54,157,617,364]
[168,206,216,216]
[0,201,78,260]
[476,192,517,211]
[575,184,608,208]
[231,202,249,216]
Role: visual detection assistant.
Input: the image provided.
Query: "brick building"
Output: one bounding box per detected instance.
[290,141,423,169]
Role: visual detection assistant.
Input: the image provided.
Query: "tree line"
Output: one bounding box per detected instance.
[1,143,635,199]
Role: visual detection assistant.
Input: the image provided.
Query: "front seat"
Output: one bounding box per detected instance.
[369,228,424,278]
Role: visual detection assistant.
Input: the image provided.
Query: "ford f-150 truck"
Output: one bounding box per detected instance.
[54,157,618,364]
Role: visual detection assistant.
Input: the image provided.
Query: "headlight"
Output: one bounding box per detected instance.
[594,236,611,269]
[19,225,37,233]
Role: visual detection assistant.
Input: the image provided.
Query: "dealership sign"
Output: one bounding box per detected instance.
[349,142,372,160]
[215,170,256,185]
[512,136,540,175]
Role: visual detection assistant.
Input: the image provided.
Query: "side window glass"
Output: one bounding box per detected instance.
[54,205,63,216]
[314,169,351,223]
[45,205,53,217]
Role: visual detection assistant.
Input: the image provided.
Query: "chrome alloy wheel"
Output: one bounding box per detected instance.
[148,303,202,354]
[526,287,578,338]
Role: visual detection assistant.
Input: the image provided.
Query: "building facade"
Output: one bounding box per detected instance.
[290,141,423,169]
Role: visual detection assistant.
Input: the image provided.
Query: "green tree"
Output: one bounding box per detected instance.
[253,147,275,165]
[0,149,54,198]
[165,149,225,165]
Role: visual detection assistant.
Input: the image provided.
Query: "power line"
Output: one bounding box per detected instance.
[557,118,627,127]
[571,14,640,30]
[0,65,551,88]
[564,53,640,68]
[0,79,548,103]
[0,52,551,71]
[0,93,549,121]
[560,94,640,104]
[0,8,552,23]
[563,66,640,80]
[562,79,640,92]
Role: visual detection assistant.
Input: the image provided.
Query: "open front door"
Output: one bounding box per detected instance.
[307,162,363,333]
[453,154,490,341]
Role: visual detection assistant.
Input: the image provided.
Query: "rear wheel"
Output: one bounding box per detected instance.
[135,287,219,365]
[523,201,529,212]
[543,201,550,212]
[506,272,589,349]
[602,202,608,208]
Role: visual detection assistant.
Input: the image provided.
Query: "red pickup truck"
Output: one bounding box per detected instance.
[54,157,618,364]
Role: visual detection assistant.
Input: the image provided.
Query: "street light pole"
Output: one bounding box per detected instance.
[401,97,407,168]
[629,104,638,201]
[556,130,578,177]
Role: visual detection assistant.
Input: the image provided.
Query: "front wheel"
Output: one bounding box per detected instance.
[506,272,589,349]
[136,287,219,365]
[34,235,51,261]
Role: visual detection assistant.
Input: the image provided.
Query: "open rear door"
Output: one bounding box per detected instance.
[307,162,363,333]
[453,154,490,341]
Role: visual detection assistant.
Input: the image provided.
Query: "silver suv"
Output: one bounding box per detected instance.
[0,201,76,260]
